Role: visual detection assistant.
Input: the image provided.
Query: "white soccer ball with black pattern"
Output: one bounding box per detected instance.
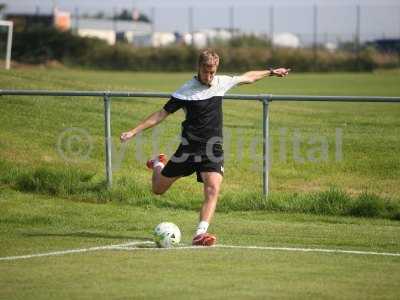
[153,222,181,248]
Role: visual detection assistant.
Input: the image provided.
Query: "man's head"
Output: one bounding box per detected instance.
[197,49,219,86]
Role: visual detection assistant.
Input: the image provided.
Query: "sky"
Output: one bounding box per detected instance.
[2,0,400,43]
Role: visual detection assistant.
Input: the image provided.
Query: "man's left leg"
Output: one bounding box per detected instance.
[192,171,222,246]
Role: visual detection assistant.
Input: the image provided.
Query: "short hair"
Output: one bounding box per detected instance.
[198,49,220,67]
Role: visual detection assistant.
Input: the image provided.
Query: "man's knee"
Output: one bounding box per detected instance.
[152,185,167,195]
[201,173,221,196]
[204,182,221,199]
[152,173,177,195]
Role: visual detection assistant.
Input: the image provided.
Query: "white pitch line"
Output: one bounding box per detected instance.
[115,244,400,257]
[215,245,400,257]
[1,242,399,261]
[0,241,153,261]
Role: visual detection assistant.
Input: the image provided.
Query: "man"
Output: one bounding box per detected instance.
[120,49,290,246]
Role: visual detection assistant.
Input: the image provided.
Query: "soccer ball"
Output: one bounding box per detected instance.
[153,222,181,248]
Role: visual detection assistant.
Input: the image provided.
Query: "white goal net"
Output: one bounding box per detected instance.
[0,20,13,70]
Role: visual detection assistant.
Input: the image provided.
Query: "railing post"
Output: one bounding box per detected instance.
[6,22,13,70]
[262,95,271,197]
[103,94,112,188]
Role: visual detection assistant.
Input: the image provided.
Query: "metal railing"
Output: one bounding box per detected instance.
[2,89,400,196]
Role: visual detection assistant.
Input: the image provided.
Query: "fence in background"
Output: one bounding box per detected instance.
[1,89,400,197]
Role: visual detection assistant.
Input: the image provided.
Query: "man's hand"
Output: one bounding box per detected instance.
[120,131,135,142]
[271,68,291,77]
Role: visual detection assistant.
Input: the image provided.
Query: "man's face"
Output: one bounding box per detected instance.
[198,63,218,86]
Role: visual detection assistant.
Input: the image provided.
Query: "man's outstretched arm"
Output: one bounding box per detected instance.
[120,109,169,142]
[239,67,291,84]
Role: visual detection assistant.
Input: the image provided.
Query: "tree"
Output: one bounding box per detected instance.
[94,11,105,19]
[116,9,131,21]
[114,8,151,23]
[0,3,6,13]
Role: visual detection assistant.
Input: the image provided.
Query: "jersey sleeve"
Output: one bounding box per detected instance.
[163,96,185,114]
[217,75,243,94]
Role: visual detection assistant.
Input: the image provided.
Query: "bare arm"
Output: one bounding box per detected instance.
[239,68,291,84]
[120,109,169,142]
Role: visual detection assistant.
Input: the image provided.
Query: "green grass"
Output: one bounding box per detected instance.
[0,188,400,299]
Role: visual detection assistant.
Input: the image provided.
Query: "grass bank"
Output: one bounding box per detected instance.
[1,161,399,220]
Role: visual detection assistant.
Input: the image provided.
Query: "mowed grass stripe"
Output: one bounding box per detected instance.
[1,248,399,300]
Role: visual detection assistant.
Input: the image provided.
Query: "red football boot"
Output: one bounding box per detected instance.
[192,233,217,246]
[146,154,167,170]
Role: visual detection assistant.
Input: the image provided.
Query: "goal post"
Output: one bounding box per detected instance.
[0,20,13,70]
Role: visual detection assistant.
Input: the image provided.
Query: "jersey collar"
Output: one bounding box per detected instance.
[194,75,215,87]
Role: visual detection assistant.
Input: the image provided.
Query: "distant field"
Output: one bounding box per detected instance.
[0,67,400,299]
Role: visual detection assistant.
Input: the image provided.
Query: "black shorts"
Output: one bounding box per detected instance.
[161,144,224,183]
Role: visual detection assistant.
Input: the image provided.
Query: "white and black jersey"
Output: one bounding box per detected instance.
[163,75,242,154]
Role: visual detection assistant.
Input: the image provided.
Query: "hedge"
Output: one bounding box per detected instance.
[11,26,399,72]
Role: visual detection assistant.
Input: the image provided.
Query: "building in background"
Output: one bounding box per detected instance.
[53,8,70,31]
[6,8,71,32]
[73,18,152,45]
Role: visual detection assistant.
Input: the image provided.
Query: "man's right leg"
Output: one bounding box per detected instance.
[147,154,180,195]
[152,165,180,195]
